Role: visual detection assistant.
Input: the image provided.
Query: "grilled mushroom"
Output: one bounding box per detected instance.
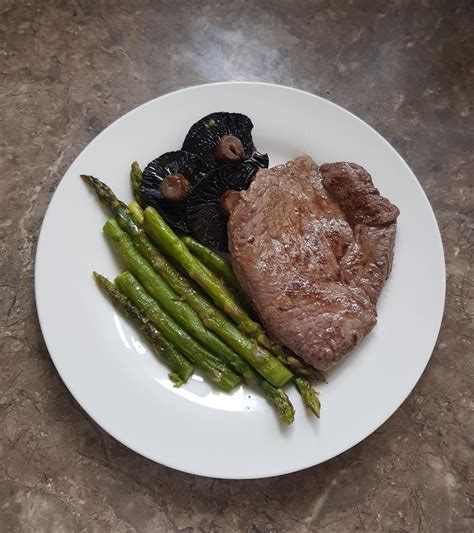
[182,112,256,167]
[139,150,210,233]
[186,153,269,250]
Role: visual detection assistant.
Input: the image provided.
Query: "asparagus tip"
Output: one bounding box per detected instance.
[294,377,321,418]
[92,271,108,287]
[281,406,295,425]
[308,396,320,418]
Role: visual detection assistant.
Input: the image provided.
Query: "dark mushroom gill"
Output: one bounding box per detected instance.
[182,112,255,167]
[186,154,269,251]
[139,150,210,233]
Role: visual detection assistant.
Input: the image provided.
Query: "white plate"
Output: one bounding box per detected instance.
[35,82,445,479]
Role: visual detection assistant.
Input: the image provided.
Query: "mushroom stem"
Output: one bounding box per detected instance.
[220,189,242,216]
[213,135,245,163]
[160,173,191,201]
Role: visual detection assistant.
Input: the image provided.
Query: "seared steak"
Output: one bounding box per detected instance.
[228,156,399,371]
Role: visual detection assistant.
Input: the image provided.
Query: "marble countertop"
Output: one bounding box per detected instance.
[1,1,472,531]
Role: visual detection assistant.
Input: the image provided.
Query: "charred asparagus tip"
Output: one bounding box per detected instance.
[93,271,105,283]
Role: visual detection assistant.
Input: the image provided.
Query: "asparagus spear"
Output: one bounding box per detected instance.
[83,175,293,388]
[82,176,295,420]
[93,272,193,386]
[102,217,238,368]
[143,206,325,381]
[102,217,292,388]
[130,161,142,202]
[182,235,254,312]
[115,271,240,392]
[182,236,241,291]
[128,200,144,224]
[294,377,321,418]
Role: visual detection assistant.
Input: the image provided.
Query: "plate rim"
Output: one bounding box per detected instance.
[35,81,446,479]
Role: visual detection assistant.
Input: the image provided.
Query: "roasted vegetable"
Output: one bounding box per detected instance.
[115,271,241,392]
[139,150,209,233]
[186,153,269,251]
[182,112,256,167]
[130,161,143,202]
[93,272,194,386]
[182,235,254,313]
[102,218,250,373]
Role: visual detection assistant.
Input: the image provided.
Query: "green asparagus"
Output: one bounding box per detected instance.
[128,200,144,224]
[82,176,295,420]
[182,236,241,291]
[103,217,292,388]
[93,272,193,386]
[130,161,142,201]
[143,206,325,381]
[115,271,240,392]
[103,219,235,367]
[82,175,293,393]
[294,377,321,418]
[182,235,254,312]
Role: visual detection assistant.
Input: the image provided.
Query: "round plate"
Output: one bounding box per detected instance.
[35,82,445,479]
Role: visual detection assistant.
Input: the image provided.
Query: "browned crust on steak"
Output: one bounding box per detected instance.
[320,162,400,226]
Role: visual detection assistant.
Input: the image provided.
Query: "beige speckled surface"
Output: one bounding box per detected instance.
[1,1,473,531]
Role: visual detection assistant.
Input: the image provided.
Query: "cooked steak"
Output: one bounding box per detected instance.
[228,156,399,371]
[320,162,399,227]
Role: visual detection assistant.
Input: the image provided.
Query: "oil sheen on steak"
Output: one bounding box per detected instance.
[228,156,399,370]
